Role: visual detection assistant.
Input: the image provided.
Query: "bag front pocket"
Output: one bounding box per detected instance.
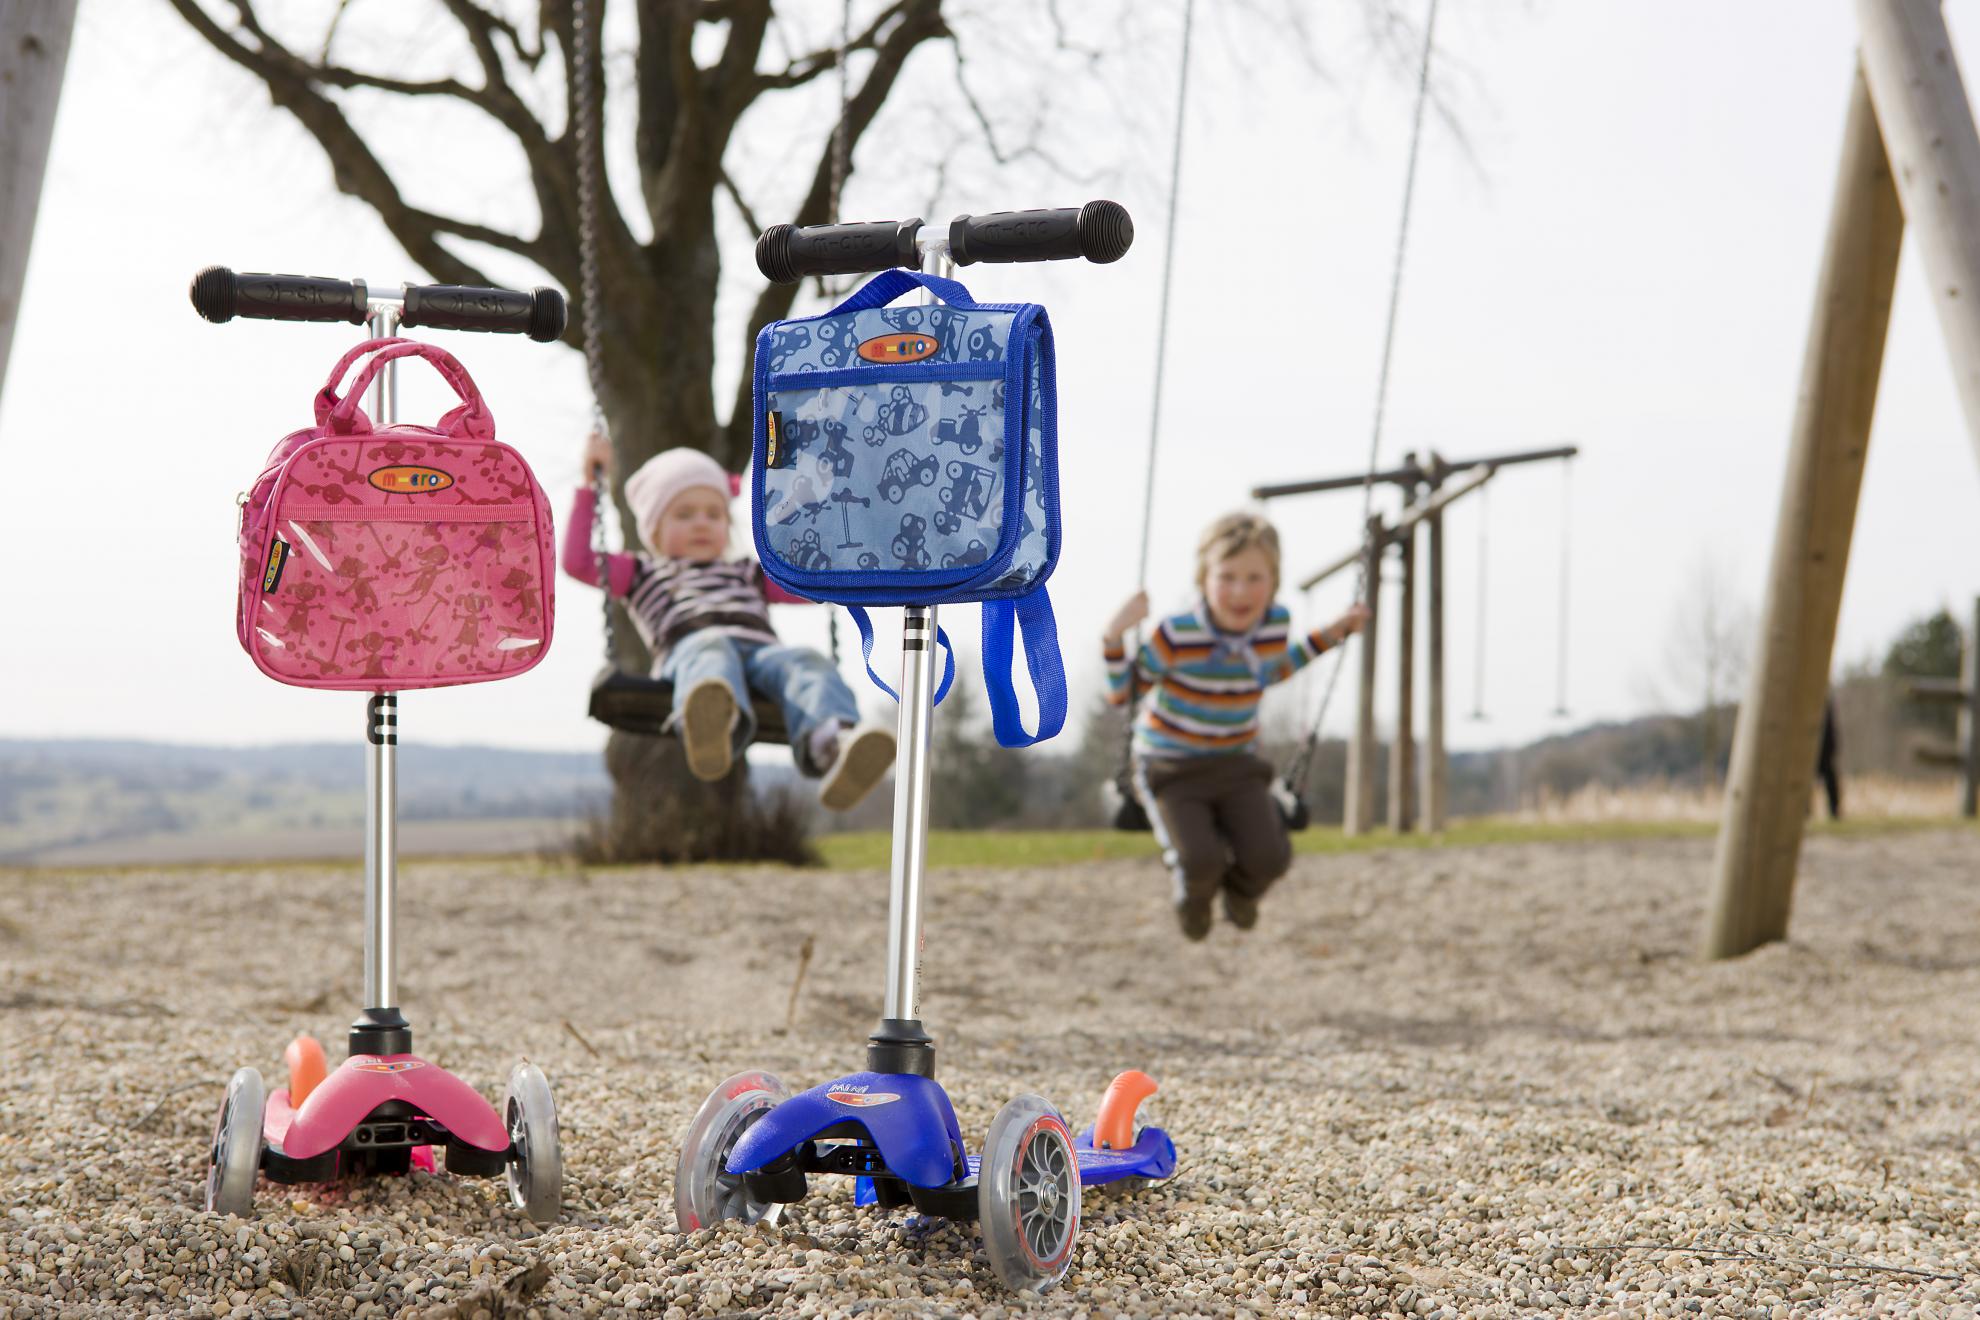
[247,503,546,686]
[760,363,1014,583]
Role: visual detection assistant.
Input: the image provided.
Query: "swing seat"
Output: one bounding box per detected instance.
[1112,796,1152,833]
[1107,773,1310,833]
[587,668,790,745]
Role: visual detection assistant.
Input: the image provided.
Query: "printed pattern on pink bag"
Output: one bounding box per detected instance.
[236,338,556,692]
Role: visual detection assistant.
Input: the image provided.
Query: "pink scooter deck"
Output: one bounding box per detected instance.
[264,1053,509,1160]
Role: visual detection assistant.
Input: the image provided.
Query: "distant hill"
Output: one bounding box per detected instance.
[0,739,613,864]
[5,695,1930,864]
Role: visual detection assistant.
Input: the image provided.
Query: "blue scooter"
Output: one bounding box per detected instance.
[675,204,1174,1294]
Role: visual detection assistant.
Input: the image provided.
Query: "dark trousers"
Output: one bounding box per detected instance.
[1137,752,1292,911]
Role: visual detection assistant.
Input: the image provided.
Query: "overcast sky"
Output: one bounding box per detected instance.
[4,1,1978,761]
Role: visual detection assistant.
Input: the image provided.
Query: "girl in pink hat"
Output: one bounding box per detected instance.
[565,434,895,808]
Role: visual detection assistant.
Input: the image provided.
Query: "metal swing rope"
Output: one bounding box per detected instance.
[1111,0,1197,803]
[1281,0,1442,805]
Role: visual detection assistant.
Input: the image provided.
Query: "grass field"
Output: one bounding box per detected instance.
[809,812,1979,871]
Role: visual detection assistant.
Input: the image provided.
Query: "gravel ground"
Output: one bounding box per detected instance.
[1,830,1976,1318]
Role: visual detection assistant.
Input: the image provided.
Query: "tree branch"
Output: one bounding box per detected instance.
[756,0,914,91]
[716,164,764,240]
[948,28,1097,181]
[718,0,948,463]
[169,0,532,288]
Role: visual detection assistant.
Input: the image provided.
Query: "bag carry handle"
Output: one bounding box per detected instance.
[323,340,494,440]
[316,336,412,412]
[846,606,955,708]
[981,589,1068,748]
[826,268,989,318]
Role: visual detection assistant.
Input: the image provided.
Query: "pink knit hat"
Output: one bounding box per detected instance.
[623,448,732,554]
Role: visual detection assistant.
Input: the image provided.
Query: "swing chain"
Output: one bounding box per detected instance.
[592,461,619,663]
[572,0,611,442]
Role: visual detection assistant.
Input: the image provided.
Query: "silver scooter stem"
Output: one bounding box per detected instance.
[362,306,400,1015]
[881,243,954,1025]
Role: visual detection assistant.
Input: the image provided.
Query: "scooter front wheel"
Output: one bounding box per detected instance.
[505,1061,562,1224]
[978,1094,1079,1293]
[674,1071,790,1232]
[205,1068,266,1217]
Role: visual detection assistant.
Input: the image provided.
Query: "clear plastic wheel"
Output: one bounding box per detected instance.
[505,1061,562,1224]
[674,1070,789,1232]
[205,1067,265,1217]
[978,1094,1080,1293]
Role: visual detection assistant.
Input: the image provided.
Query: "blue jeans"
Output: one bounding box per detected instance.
[658,631,860,775]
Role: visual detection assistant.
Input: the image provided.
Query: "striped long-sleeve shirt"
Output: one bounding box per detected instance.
[562,487,806,668]
[1103,600,1342,756]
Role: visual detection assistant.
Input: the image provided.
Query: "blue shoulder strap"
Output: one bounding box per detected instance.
[846,605,955,706]
[981,587,1068,748]
[827,269,982,316]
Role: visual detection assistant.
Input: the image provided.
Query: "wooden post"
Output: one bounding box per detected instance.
[1343,516,1382,836]
[1389,514,1417,832]
[1963,596,1979,819]
[1856,0,1980,463]
[0,1,80,410]
[1423,457,1448,833]
[1703,62,1904,959]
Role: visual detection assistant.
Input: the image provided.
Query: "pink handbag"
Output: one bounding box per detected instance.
[237,338,556,690]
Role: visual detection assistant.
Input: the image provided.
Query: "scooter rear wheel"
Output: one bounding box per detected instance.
[978,1094,1080,1293]
[675,1071,790,1232]
[205,1068,266,1217]
[504,1061,562,1224]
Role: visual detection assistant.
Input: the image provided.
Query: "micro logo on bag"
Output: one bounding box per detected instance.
[766,411,791,468]
[261,539,290,594]
[857,333,938,363]
[368,466,455,494]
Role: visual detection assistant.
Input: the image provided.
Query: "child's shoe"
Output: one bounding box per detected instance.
[1175,897,1213,942]
[679,678,738,781]
[1221,887,1260,931]
[818,722,897,811]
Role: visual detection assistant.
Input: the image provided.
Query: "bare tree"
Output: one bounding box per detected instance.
[165,0,1472,855]
[1657,551,1753,786]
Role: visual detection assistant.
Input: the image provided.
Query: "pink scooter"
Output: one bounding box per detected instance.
[192,268,565,1222]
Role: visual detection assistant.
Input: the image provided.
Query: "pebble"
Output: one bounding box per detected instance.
[1,837,1976,1316]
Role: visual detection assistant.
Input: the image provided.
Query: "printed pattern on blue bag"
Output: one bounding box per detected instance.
[763,375,1005,572]
[991,324,1053,592]
[762,299,1024,577]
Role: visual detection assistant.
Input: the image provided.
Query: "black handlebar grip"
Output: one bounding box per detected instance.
[190,267,369,325]
[756,218,922,284]
[949,200,1134,267]
[401,283,568,342]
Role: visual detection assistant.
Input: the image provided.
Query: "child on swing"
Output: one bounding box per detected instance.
[565,432,896,809]
[1103,512,1370,939]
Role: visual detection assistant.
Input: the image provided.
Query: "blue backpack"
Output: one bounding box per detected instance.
[749,269,1066,747]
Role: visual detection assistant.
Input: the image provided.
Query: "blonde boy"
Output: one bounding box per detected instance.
[1102,513,1368,938]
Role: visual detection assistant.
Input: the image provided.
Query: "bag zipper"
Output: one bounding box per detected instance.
[278,503,534,521]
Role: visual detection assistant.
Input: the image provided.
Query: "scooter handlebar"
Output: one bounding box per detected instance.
[190,267,369,326]
[755,201,1133,283]
[401,283,567,342]
[950,201,1134,267]
[756,218,923,284]
[190,267,569,341]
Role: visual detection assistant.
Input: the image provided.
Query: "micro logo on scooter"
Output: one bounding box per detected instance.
[827,1087,901,1108]
[351,1059,426,1074]
[856,333,938,364]
[368,466,455,494]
